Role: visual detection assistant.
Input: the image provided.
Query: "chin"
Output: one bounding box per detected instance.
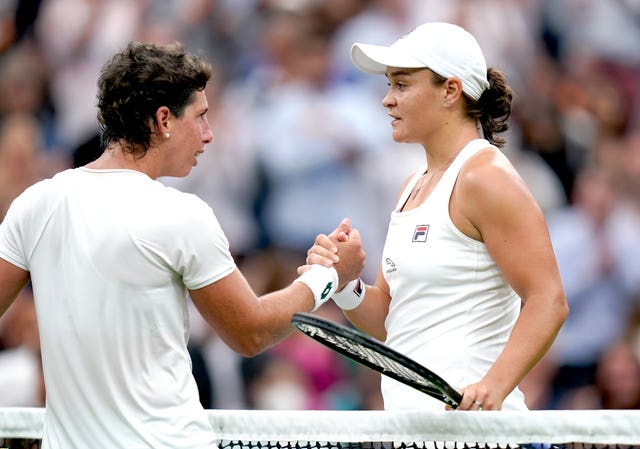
[392,134,410,143]
[170,168,193,178]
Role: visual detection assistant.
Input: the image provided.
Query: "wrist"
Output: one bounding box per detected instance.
[332,278,365,310]
[293,265,339,311]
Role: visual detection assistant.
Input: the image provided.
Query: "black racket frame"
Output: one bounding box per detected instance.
[291,312,462,408]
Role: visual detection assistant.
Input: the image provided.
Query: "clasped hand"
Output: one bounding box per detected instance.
[298,218,365,291]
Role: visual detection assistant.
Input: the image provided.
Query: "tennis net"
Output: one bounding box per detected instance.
[1,407,640,448]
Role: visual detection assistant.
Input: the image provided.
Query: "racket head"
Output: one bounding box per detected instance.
[291,312,462,408]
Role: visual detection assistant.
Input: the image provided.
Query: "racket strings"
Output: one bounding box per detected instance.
[295,322,454,406]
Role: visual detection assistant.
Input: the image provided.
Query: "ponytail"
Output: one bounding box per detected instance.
[465,67,513,148]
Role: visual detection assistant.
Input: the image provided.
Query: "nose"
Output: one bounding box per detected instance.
[202,118,214,144]
[382,89,395,108]
[203,128,213,144]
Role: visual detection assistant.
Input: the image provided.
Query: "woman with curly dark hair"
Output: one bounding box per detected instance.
[0,41,364,448]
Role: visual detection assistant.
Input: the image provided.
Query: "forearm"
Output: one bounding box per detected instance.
[483,292,568,400]
[191,270,317,357]
[252,282,317,345]
[343,284,390,341]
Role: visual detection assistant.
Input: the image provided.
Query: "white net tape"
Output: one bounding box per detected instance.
[1,408,640,446]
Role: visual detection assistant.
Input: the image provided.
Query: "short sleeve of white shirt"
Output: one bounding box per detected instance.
[0,184,36,270]
[134,188,236,290]
[0,177,237,290]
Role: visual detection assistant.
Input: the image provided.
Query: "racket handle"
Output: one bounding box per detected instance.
[332,278,365,310]
[294,265,339,311]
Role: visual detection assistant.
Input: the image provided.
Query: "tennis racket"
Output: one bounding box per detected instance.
[291,312,462,408]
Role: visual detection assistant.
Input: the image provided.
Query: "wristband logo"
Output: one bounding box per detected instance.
[321,282,333,300]
[353,278,364,297]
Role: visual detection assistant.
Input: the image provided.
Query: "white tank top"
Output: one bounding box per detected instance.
[381,139,527,411]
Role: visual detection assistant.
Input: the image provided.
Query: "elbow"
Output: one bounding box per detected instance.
[560,300,569,325]
[234,343,263,358]
[554,291,570,328]
[227,331,272,358]
[525,287,568,330]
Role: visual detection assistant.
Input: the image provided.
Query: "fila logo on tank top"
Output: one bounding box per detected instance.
[412,225,429,242]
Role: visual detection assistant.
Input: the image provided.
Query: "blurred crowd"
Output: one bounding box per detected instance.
[0,0,640,412]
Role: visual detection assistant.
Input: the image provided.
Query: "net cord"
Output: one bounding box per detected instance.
[1,408,640,444]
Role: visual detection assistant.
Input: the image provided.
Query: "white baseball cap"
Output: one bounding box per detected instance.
[350,22,490,101]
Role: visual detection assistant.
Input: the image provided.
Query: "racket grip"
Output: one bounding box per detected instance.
[293,265,339,311]
[332,278,365,310]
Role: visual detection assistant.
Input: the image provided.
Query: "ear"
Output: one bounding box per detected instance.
[442,77,463,106]
[154,106,172,135]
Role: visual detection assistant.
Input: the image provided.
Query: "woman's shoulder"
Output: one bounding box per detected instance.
[455,143,536,216]
[459,144,519,184]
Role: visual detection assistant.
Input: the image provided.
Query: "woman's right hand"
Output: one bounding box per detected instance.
[298,218,365,291]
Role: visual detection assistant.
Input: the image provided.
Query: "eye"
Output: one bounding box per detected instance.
[387,81,406,90]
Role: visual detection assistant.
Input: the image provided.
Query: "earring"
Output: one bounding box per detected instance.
[165,132,170,139]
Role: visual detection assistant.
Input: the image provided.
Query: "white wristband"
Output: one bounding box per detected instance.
[293,265,339,311]
[332,278,366,310]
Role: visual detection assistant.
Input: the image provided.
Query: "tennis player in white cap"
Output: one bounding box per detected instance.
[305,22,568,411]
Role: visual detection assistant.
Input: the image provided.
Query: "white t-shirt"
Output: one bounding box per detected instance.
[381,139,527,411]
[0,167,236,448]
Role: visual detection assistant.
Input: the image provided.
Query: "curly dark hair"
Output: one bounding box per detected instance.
[97,41,212,155]
[431,68,513,148]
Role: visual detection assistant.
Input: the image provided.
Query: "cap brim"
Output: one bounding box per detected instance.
[350,43,427,74]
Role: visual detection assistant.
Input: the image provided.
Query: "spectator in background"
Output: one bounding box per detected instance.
[0,42,66,157]
[616,128,640,209]
[500,124,567,215]
[546,164,640,408]
[0,114,51,218]
[227,7,388,285]
[514,52,578,201]
[34,0,146,150]
[331,0,416,86]
[559,340,640,410]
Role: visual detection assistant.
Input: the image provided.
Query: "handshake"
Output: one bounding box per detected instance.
[294,218,367,311]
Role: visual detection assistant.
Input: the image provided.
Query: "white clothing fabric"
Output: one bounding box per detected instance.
[0,168,236,449]
[381,139,526,411]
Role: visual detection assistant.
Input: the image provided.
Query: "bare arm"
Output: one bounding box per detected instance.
[0,257,30,318]
[190,233,365,357]
[342,264,391,341]
[189,269,314,357]
[452,149,568,410]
